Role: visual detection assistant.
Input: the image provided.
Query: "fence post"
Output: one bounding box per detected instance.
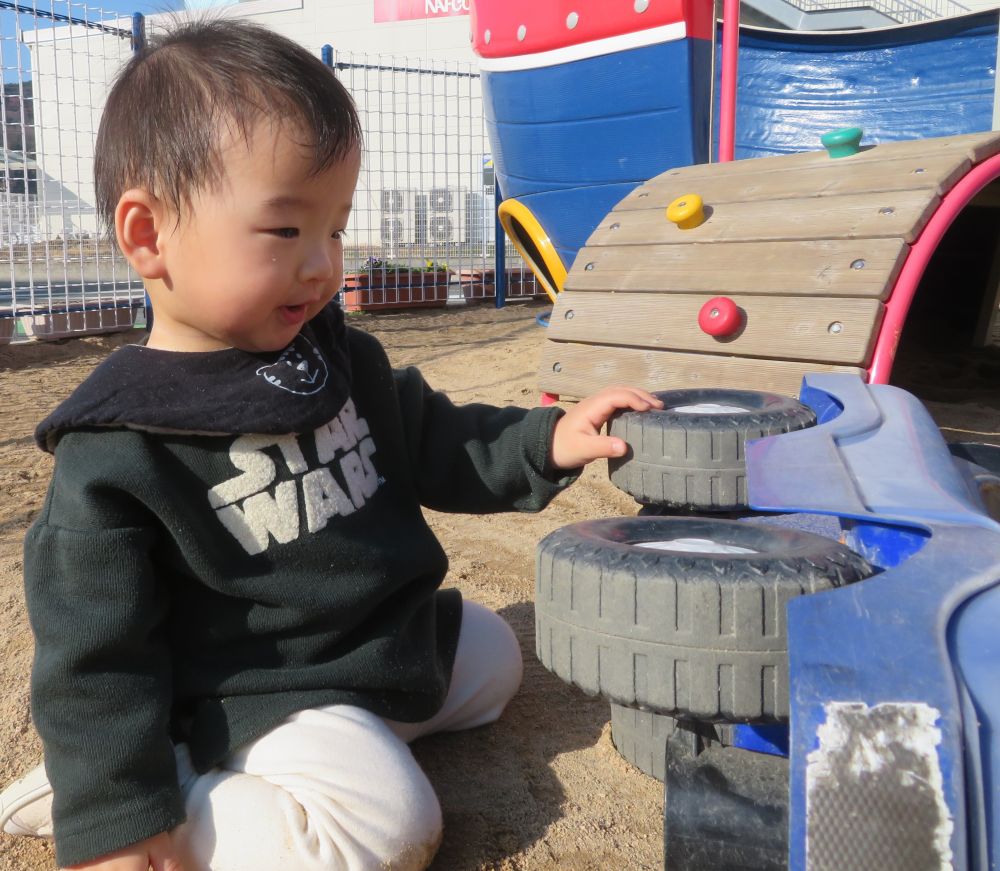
[494,180,505,308]
[320,45,341,308]
[132,13,152,332]
[131,12,146,52]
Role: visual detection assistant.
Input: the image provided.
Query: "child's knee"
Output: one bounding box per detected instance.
[461,601,524,706]
[177,765,442,871]
[178,710,445,871]
[376,773,443,870]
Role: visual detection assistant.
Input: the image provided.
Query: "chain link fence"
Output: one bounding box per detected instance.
[0,8,543,344]
[1,0,144,343]
[784,0,969,24]
[328,49,539,312]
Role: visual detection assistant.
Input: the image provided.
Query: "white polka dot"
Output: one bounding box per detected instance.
[635,0,650,11]
[484,29,491,43]
[566,11,579,28]
[517,24,527,41]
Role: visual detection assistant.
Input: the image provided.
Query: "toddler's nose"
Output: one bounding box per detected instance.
[300,245,335,283]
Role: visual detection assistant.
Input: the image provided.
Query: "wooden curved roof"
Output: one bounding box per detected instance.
[539,131,1000,398]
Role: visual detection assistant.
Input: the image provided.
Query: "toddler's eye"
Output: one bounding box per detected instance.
[269,228,298,239]
[332,229,348,241]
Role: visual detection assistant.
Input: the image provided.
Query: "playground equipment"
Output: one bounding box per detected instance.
[540,130,1000,399]
[473,1,997,279]
[472,0,1000,400]
[534,376,1000,869]
[474,2,1000,866]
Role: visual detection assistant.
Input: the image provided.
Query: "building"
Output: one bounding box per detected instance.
[15,0,486,251]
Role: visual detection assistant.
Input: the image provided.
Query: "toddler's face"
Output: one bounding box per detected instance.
[148,120,360,353]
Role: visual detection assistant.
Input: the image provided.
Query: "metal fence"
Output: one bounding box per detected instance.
[0,6,541,344]
[327,49,538,313]
[785,0,970,24]
[1,0,144,343]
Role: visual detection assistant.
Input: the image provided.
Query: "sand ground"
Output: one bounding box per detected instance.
[0,299,997,871]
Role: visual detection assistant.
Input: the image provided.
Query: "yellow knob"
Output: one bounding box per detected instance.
[666,193,705,229]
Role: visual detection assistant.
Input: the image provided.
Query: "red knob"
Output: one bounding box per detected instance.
[698,296,741,337]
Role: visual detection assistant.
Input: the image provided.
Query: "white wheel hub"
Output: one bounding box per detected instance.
[670,403,750,414]
[638,537,759,555]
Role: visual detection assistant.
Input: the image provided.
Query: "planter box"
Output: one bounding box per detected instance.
[457,268,542,300]
[20,304,140,341]
[341,270,451,312]
[0,316,15,345]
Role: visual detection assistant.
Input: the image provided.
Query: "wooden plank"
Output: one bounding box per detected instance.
[638,132,1000,185]
[565,238,907,299]
[615,152,969,211]
[585,190,939,247]
[547,291,882,365]
[538,342,865,399]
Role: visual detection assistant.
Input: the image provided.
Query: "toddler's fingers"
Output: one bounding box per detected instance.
[149,840,185,871]
[576,434,627,464]
[599,386,660,406]
[582,387,661,422]
[616,386,662,409]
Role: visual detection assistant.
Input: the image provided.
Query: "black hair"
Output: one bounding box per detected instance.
[94,17,363,232]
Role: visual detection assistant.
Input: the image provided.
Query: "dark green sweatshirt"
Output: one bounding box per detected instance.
[24,304,569,867]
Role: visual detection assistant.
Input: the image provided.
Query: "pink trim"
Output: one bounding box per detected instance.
[869,152,1000,383]
[540,392,560,406]
[717,0,740,163]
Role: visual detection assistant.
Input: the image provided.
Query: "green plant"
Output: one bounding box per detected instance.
[355,257,449,273]
[418,259,449,272]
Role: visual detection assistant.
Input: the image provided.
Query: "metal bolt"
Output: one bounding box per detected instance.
[585,262,595,271]
[638,192,648,198]
[610,222,620,230]
[851,259,866,270]
[565,310,575,319]
[879,207,895,216]
[566,11,579,28]
[635,0,650,11]
[913,167,925,174]
[484,29,491,44]
[709,307,720,319]
[828,321,843,334]
[553,362,562,373]
[517,24,526,41]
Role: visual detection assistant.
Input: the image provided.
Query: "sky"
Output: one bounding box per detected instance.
[2,0,238,84]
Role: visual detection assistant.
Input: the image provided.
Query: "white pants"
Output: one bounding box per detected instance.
[166,601,522,871]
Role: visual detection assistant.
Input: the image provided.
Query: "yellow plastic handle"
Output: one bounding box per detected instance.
[666,193,705,230]
[497,199,567,304]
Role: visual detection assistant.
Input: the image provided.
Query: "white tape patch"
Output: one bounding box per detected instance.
[805,701,953,871]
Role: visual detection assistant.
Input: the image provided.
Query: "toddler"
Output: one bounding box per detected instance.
[0,17,659,871]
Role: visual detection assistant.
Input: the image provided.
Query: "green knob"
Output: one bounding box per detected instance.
[821,127,863,158]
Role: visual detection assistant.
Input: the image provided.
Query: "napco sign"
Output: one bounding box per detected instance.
[374,0,470,22]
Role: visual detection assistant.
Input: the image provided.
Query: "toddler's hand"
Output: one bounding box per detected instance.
[550,386,662,471]
[64,831,184,871]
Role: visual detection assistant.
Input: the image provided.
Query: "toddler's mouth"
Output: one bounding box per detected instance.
[279,303,308,325]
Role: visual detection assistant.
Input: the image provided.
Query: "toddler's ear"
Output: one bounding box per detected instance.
[116,188,168,280]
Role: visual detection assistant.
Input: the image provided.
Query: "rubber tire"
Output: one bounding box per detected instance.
[535,516,873,722]
[609,704,733,781]
[608,388,816,511]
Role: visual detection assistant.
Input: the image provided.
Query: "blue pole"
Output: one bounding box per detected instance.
[320,45,342,307]
[131,13,152,333]
[494,180,505,309]
[130,12,145,51]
